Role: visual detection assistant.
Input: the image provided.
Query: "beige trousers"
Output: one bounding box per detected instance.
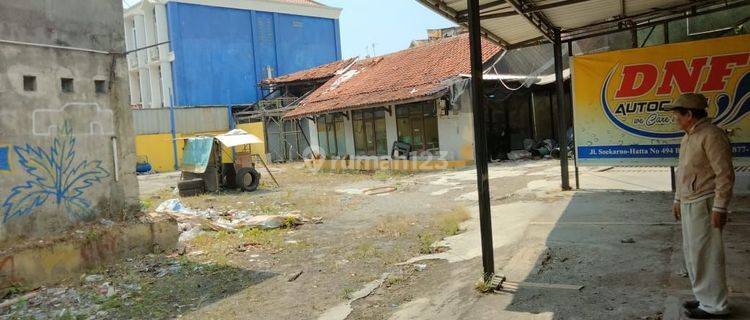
[681,197,729,314]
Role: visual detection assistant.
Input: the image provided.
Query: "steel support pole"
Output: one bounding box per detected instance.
[467,0,495,282]
[554,30,571,190]
[169,91,179,171]
[568,42,580,189]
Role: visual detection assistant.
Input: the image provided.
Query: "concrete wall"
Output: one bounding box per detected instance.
[0,0,139,245]
[0,1,124,52]
[438,91,476,161]
[134,122,266,172]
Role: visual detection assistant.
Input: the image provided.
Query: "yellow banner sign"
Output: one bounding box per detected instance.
[572,34,750,166]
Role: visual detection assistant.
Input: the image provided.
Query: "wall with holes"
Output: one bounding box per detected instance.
[0,0,139,245]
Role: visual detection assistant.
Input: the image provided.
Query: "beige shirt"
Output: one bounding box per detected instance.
[675,118,734,212]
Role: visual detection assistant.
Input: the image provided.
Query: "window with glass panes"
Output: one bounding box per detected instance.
[352,108,387,156]
[316,114,346,157]
[396,101,439,152]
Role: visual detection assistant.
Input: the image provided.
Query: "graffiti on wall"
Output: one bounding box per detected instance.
[0,145,9,171]
[2,122,110,223]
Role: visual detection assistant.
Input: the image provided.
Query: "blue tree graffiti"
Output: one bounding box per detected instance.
[2,122,110,223]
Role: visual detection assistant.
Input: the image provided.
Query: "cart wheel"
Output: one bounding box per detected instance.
[222,163,237,188]
[178,178,205,197]
[236,168,261,192]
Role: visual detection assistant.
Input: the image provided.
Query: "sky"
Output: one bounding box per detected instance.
[316,0,456,59]
[121,0,456,59]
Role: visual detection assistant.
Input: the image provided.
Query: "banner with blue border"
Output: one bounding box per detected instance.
[578,143,750,159]
[572,35,750,166]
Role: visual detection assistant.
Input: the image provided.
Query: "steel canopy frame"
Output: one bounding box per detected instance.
[430,0,749,280]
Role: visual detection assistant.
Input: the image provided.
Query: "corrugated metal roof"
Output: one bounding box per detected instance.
[261,58,356,85]
[416,0,745,46]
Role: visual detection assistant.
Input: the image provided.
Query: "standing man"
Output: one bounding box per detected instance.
[667,93,734,319]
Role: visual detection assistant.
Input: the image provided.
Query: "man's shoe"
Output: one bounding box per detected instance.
[683,307,730,319]
[683,300,699,309]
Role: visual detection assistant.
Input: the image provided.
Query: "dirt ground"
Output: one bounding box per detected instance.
[2,160,749,320]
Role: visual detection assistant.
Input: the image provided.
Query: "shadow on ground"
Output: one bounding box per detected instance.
[491,190,749,319]
[96,259,277,320]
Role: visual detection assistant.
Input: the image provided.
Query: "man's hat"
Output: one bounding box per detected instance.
[663,93,708,111]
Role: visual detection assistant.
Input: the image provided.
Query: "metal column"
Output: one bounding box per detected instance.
[554,30,571,190]
[467,0,494,281]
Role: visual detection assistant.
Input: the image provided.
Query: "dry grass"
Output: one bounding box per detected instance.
[372,207,471,256]
[190,228,294,265]
[435,207,470,236]
[375,216,416,238]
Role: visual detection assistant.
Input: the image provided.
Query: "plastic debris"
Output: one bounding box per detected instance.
[84,274,103,283]
[507,150,532,160]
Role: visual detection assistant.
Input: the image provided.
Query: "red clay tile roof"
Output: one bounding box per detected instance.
[285,34,501,118]
[261,58,356,85]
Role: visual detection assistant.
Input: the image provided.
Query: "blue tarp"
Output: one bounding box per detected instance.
[182,137,214,173]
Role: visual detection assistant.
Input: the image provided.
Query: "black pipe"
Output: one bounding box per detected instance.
[554,30,571,190]
[467,0,495,282]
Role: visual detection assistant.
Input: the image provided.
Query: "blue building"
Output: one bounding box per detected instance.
[124,0,342,108]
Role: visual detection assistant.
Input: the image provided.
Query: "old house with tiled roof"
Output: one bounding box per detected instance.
[283,33,502,164]
[235,57,357,163]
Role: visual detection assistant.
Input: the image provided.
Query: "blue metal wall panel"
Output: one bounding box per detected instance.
[168,3,257,106]
[274,13,340,76]
[252,11,278,99]
[166,3,340,107]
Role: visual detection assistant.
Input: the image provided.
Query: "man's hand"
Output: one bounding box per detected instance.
[673,202,681,221]
[711,211,727,229]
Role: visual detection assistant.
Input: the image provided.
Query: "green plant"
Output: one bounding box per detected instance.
[475,278,494,293]
[417,232,435,254]
[139,199,152,212]
[341,287,355,300]
[282,216,297,229]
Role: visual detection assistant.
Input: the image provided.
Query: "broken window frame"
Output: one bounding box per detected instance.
[352,108,387,156]
[316,113,346,157]
[396,100,439,153]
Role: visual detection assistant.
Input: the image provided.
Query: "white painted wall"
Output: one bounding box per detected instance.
[305,118,320,155]
[343,113,355,156]
[438,92,475,161]
[385,105,398,152]
[124,1,172,108]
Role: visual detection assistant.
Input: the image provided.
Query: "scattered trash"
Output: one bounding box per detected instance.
[98,282,116,297]
[154,199,307,242]
[99,219,115,227]
[178,224,203,243]
[0,291,38,309]
[311,216,324,224]
[287,270,303,282]
[363,186,397,196]
[83,274,103,283]
[187,250,205,256]
[156,199,210,218]
[507,150,532,160]
[413,263,427,271]
[620,238,636,244]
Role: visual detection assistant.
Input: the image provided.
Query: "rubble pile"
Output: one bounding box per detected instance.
[153,199,311,242]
